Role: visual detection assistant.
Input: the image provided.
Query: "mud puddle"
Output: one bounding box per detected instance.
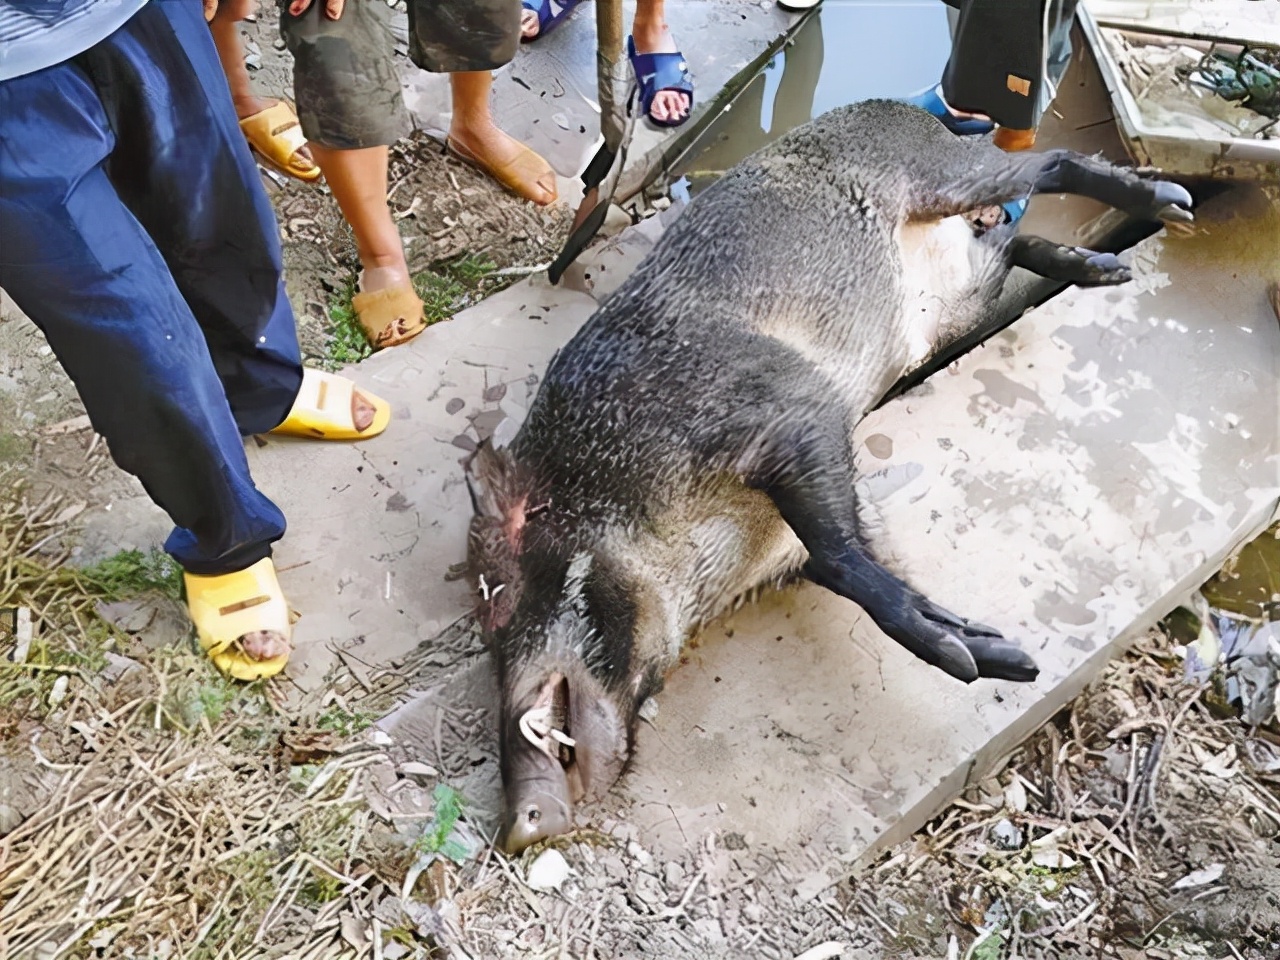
[670,0,954,197]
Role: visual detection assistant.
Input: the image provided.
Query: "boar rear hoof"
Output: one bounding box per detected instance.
[915,598,1040,684]
[1071,249,1131,287]
[1145,181,1195,224]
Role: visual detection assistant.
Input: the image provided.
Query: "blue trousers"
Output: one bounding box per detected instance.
[0,0,302,575]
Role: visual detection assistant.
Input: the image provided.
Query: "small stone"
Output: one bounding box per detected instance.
[398,761,439,780]
[663,861,685,888]
[526,849,571,891]
[990,818,1024,850]
[0,802,22,834]
[1004,777,1028,812]
[1031,849,1078,870]
[1172,863,1225,890]
[627,840,652,865]
[633,872,664,906]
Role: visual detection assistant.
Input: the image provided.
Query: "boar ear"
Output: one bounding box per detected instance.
[468,442,522,527]
[465,440,530,632]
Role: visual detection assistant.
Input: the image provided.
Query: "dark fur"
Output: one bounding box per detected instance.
[465,100,1193,850]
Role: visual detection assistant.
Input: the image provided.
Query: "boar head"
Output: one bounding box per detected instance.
[465,442,662,853]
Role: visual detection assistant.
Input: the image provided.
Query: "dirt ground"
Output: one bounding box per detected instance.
[3,14,1279,960]
[2,481,1278,958]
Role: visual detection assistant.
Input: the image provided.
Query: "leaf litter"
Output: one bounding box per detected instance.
[3,468,1278,958]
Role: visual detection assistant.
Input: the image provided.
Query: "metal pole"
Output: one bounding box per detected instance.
[548,0,634,283]
[596,0,626,151]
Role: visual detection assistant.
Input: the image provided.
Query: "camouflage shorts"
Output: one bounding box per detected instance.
[278,0,409,149]
[278,0,521,150]
[407,0,521,74]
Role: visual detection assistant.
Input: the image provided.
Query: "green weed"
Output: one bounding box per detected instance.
[317,704,375,738]
[80,548,183,601]
[322,253,520,370]
[415,783,469,864]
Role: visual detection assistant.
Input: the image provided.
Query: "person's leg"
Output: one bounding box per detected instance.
[306,143,408,290]
[210,0,274,119]
[631,0,691,124]
[406,0,557,205]
[0,60,287,588]
[210,0,319,181]
[280,0,428,345]
[448,70,557,206]
[79,1,308,436]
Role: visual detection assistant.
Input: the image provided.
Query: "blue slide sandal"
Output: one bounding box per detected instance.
[905,83,995,136]
[627,35,694,127]
[521,0,583,42]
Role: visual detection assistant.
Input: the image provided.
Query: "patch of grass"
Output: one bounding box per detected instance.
[0,431,27,462]
[317,703,375,738]
[321,254,522,370]
[80,547,183,601]
[970,931,1006,960]
[324,276,373,370]
[415,783,469,864]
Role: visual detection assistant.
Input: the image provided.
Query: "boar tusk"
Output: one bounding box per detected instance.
[519,704,577,760]
[478,573,491,601]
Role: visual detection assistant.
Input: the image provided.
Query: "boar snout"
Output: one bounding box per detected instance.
[499,668,632,853]
[501,762,575,854]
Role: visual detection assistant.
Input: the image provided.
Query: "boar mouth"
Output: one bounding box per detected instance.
[501,667,630,853]
[501,672,583,854]
[518,672,584,797]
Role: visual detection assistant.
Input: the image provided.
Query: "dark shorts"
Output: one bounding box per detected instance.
[942,0,1079,130]
[408,0,521,75]
[279,0,521,150]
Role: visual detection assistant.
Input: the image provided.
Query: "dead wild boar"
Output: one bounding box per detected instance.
[465,99,1193,853]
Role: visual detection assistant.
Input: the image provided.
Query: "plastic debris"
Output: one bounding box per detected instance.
[526,849,571,891]
[1172,863,1225,890]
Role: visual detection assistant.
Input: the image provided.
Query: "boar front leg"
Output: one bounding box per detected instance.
[1003,233,1131,286]
[745,421,1039,683]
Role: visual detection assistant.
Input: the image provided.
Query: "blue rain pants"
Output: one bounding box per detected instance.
[0,0,303,575]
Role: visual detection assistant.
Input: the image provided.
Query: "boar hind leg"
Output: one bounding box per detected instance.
[746,422,1039,683]
[913,147,1194,225]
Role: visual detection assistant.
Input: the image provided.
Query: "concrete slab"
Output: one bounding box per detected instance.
[619,184,1279,883]
[363,186,1279,885]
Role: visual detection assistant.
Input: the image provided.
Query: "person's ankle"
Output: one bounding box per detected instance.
[232,93,273,119]
[359,263,410,293]
[631,15,667,40]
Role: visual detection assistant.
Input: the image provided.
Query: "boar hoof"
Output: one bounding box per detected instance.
[916,598,1040,684]
[1148,181,1194,223]
[1071,249,1131,287]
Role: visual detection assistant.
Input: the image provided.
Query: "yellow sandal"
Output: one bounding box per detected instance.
[239,101,321,183]
[351,283,428,350]
[184,558,292,681]
[269,368,391,442]
[446,137,558,206]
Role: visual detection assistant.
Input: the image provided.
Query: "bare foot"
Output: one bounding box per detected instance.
[521,7,539,38]
[449,122,557,206]
[967,205,1006,231]
[351,390,376,432]
[240,629,291,661]
[631,18,690,124]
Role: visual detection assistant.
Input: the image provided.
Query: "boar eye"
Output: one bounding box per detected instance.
[526,807,542,824]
